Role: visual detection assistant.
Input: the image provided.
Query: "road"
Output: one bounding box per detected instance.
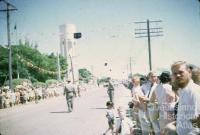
[0,84,132,135]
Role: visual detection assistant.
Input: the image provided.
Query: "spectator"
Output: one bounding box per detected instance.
[151,71,178,134]
[103,101,115,135]
[191,67,200,85]
[131,76,142,128]
[171,61,200,134]
[141,71,160,135]
[115,107,134,135]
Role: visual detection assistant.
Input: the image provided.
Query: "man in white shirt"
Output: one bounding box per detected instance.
[145,72,160,135]
[140,72,160,135]
[131,76,143,128]
[171,61,200,135]
[131,76,142,97]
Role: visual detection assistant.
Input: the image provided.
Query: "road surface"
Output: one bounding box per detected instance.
[0,84,131,135]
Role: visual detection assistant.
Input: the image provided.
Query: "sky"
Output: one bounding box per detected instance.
[0,0,200,79]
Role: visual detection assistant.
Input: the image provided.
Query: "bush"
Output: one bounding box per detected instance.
[5,78,31,88]
[45,79,58,86]
[33,82,46,88]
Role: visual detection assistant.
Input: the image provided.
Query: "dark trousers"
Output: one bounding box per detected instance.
[108,91,114,103]
[67,97,74,112]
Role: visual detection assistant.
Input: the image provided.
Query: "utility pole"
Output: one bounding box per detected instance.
[199,0,200,16]
[57,53,61,81]
[135,19,163,71]
[0,0,17,90]
[66,32,82,84]
[127,64,129,79]
[69,54,75,84]
[129,57,132,77]
[14,23,20,79]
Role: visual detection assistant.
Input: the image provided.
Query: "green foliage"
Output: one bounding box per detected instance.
[97,77,109,84]
[33,82,46,88]
[5,78,31,88]
[0,46,8,85]
[78,68,92,83]
[45,79,58,86]
[0,42,68,86]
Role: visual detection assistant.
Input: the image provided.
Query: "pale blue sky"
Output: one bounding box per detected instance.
[1,0,200,78]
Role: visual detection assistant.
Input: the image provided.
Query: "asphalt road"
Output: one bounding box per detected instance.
[0,84,131,135]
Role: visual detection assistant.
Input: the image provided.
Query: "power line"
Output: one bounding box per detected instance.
[134,19,163,71]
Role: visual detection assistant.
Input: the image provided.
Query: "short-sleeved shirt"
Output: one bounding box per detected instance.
[64,84,76,98]
[141,81,157,98]
[176,80,200,135]
[106,109,115,121]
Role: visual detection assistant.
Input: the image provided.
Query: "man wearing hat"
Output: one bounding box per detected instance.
[64,79,76,112]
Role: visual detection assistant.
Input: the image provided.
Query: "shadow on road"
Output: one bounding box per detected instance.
[90,107,107,110]
[50,111,70,113]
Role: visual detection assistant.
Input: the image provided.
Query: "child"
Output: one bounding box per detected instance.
[103,101,115,135]
[115,106,134,135]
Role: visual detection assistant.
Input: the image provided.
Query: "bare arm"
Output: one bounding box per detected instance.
[191,114,200,128]
[150,91,156,102]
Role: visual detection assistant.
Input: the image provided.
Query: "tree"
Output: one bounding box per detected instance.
[78,68,92,83]
[0,42,68,86]
[0,46,9,86]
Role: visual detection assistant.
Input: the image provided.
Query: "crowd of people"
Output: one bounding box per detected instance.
[1,61,200,135]
[0,81,80,109]
[103,61,200,135]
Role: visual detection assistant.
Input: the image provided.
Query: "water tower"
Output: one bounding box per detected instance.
[59,24,77,82]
